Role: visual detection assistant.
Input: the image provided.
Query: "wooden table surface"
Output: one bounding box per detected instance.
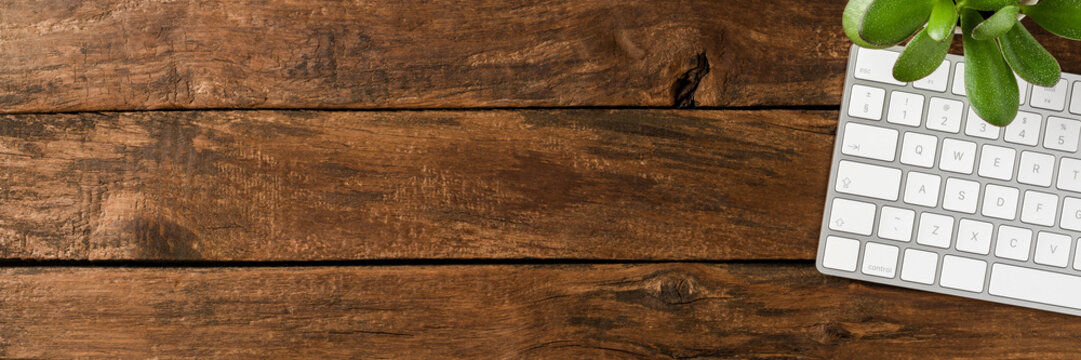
[3,1,1081,358]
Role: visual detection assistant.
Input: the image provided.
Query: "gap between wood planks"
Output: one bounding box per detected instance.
[0,258,815,268]
[0,104,842,117]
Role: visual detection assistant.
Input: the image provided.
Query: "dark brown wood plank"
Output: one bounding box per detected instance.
[0,109,833,260]
[4,1,1078,113]
[0,0,841,112]
[2,263,1080,358]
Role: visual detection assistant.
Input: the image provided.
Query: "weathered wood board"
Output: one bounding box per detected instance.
[2,0,1078,112]
[3,264,1080,359]
[0,109,834,260]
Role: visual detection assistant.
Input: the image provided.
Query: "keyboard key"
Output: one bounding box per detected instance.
[926,97,964,133]
[953,65,1030,104]
[828,198,875,235]
[835,160,902,201]
[965,108,1001,139]
[940,255,987,293]
[952,63,966,96]
[1031,79,1069,111]
[1004,111,1041,146]
[982,184,1019,220]
[887,91,925,127]
[939,139,977,174]
[977,144,1016,181]
[955,69,1029,104]
[1018,75,1029,105]
[989,263,1081,310]
[1060,197,1081,231]
[1071,81,1081,115]
[913,60,950,93]
[848,85,886,120]
[1075,238,1081,270]
[943,178,980,214]
[995,225,1033,261]
[1057,157,1081,193]
[1021,190,1058,227]
[1044,116,1081,152]
[956,219,993,255]
[1017,151,1055,187]
[904,171,941,207]
[854,48,905,86]
[917,212,954,248]
[878,206,915,242]
[900,248,939,284]
[1035,232,1072,267]
[861,242,899,278]
[900,132,937,168]
[841,123,898,161]
[822,236,861,271]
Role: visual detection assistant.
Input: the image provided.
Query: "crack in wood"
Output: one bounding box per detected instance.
[673,52,711,108]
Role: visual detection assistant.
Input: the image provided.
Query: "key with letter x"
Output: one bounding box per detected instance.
[956,219,993,255]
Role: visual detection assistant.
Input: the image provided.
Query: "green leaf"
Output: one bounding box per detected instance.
[1021,0,1081,40]
[962,9,1019,126]
[927,0,959,41]
[972,5,1019,40]
[858,0,936,46]
[999,22,1061,87]
[843,0,891,48]
[893,28,952,82]
[964,0,1018,11]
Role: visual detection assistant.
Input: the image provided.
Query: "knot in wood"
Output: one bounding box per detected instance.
[811,322,854,345]
[651,272,697,306]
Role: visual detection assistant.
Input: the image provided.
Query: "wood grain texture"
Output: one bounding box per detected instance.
[3,0,1078,113]
[2,263,1080,359]
[0,0,842,112]
[0,109,833,260]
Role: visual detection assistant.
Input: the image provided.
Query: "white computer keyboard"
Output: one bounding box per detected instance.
[817,45,1081,316]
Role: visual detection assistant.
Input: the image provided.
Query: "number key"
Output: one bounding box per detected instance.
[965,107,1000,139]
[1071,81,1081,115]
[1044,116,1081,152]
[926,97,963,133]
[887,91,924,127]
[1004,111,1041,146]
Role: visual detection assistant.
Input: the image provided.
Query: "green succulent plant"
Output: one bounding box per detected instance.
[843,0,1081,126]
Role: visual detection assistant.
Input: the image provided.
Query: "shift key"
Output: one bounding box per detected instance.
[835,160,902,201]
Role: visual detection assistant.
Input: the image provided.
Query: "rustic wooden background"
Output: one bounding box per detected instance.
[3,0,1081,358]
